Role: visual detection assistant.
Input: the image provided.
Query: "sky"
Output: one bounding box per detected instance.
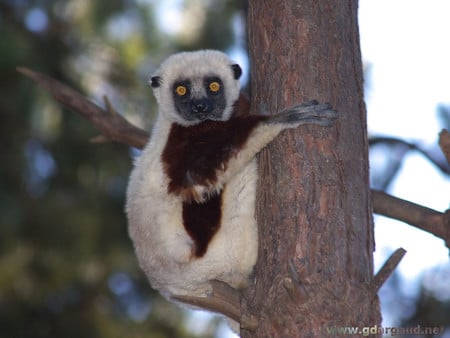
[154,1,450,336]
[359,0,450,143]
[359,0,450,281]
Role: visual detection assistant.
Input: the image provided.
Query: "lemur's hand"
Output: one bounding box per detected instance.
[267,100,337,127]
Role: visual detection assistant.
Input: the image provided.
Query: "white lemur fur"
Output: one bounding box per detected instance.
[126,50,336,302]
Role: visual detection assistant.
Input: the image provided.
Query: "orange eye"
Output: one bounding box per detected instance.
[175,85,187,96]
[209,81,220,92]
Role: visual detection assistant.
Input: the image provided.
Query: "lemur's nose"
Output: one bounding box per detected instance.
[191,99,209,113]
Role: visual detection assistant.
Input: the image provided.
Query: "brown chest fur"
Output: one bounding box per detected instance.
[161,112,266,257]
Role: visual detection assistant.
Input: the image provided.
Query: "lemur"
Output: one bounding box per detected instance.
[126,50,336,303]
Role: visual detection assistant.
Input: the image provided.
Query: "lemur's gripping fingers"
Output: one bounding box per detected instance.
[267,101,337,127]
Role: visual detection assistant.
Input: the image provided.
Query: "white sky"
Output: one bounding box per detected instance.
[359,0,450,142]
[359,0,450,276]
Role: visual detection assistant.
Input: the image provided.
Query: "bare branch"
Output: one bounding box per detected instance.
[372,190,450,248]
[170,280,253,327]
[17,67,149,149]
[369,135,450,175]
[372,248,407,292]
[18,67,450,248]
[439,129,450,164]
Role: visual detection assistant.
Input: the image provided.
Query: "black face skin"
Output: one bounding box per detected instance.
[172,76,227,123]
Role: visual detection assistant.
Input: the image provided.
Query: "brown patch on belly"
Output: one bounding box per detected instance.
[182,192,222,257]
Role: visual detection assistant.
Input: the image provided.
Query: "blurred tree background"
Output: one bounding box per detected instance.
[0,1,246,337]
[0,0,449,338]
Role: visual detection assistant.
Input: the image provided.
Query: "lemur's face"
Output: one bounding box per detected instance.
[171,75,226,123]
[150,50,242,126]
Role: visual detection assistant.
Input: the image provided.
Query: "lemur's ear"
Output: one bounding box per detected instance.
[231,64,242,80]
[149,76,162,88]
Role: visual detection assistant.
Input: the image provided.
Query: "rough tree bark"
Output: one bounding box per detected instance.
[241,1,381,336]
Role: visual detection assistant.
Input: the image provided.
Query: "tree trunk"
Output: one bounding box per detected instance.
[241,1,381,336]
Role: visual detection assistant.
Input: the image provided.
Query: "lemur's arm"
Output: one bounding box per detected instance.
[240,101,336,160]
[218,100,337,190]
